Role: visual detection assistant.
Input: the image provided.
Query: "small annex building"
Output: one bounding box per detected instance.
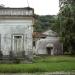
[33,30,63,55]
[0,6,34,59]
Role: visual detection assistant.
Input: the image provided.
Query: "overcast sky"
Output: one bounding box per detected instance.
[0,0,59,15]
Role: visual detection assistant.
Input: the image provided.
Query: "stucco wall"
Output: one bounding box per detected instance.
[0,18,33,55]
[35,37,63,55]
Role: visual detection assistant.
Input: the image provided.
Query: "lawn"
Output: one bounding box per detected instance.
[0,55,75,73]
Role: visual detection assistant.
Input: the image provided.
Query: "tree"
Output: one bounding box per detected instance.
[34,15,56,32]
[54,0,75,54]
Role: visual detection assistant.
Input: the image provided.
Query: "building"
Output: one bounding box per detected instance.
[33,32,47,54]
[0,6,34,59]
[34,30,63,55]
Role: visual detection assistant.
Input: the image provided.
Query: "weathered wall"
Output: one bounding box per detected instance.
[0,17,33,55]
[35,37,63,55]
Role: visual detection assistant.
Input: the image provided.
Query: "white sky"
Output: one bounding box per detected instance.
[0,0,59,15]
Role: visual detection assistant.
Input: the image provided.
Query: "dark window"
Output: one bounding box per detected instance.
[14,36,22,39]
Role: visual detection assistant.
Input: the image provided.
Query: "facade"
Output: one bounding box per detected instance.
[0,6,34,58]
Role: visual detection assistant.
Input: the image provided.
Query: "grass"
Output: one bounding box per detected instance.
[33,55,75,63]
[0,55,75,73]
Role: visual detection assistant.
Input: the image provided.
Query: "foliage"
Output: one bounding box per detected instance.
[34,0,75,54]
[0,56,75,73]
[34,15,56,32]
[53,0,75,54]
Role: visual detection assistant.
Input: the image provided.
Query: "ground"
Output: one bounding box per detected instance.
[0,55,75,73]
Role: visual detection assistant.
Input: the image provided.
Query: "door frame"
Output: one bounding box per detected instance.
[11,34,24,55]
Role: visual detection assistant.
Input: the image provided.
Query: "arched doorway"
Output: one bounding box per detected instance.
[46,44,53,55]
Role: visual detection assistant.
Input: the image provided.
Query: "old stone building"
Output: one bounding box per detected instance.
[0,6,34,59]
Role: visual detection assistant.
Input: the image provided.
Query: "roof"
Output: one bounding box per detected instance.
[43,30,58,37]
[33,32,47,38]
[33,30,58,38]
[0,6,34,16]
[0,6,34,10]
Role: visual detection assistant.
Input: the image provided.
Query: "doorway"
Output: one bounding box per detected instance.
[12,35,24,57]
[46,44,53,55]
[47,47,51,55]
